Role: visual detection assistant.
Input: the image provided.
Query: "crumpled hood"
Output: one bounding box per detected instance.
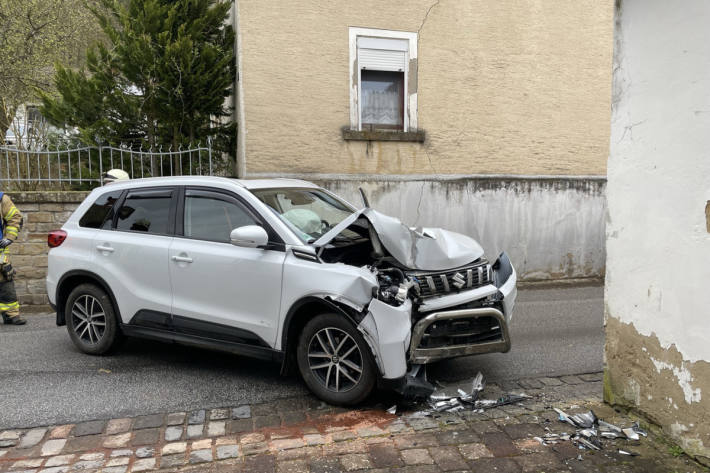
[313,208,484,271]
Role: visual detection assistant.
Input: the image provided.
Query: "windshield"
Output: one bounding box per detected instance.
[251,188,356,243]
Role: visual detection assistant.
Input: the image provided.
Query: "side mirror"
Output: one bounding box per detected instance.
[230,225,269,248]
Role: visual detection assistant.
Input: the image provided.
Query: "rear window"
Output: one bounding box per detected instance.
[79,190,123,229]
[116,188,173,234]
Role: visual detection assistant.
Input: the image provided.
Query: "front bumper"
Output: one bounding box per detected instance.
[408,252,517,364]
[359,252,517,380]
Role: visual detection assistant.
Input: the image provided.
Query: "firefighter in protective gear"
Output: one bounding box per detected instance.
[0,192,25,325]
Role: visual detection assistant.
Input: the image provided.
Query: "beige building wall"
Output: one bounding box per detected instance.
[236,0,613,176]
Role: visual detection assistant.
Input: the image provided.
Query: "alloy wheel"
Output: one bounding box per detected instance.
[71,295,106,345]
[307,327,363,392]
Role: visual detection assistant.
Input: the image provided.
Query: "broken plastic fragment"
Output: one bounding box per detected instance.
[429,392,451,402]
[476,399,499,408]
[431,398,463,412]
[554,408,577,427]
[622,428,640,441]
[471,372,485,399]
[618,449,639,456]
[569,411,598,429]
[387,405,397,415]
[474,393,530,410]
[578,428,598,439]
[599,419,623,434]
[398,364,435,398]
[576,437,601,451]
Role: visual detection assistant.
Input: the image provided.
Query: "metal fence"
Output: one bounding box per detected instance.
[0,141,215,190]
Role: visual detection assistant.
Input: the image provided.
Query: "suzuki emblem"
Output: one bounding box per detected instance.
[452,272,466,289]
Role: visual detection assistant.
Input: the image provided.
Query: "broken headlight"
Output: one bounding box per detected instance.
[492,252,513,288]
[375,267,419,305]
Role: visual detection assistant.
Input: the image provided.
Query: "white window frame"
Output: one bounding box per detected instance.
[349,27,418,132]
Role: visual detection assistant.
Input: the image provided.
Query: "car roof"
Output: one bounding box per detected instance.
[96,176,320,192]
[240,178,320,190]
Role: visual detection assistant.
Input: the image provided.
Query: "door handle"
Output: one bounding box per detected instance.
[171,255,193,263]
[96,245,114,253]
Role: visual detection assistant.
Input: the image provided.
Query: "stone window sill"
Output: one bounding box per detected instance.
[342,129,425,143]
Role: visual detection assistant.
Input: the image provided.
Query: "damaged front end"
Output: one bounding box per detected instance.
[312,208,518,395]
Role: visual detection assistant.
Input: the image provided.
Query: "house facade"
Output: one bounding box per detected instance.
[605,0,710,463]
[231,1,613,280]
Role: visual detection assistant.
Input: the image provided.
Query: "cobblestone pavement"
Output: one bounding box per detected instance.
[0,372,705,473]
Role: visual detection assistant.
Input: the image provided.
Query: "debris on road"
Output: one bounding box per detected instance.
[398,371,532,418]
[390,371,647,463]
[546,407,647,456]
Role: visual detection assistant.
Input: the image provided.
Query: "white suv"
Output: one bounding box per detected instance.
[47,177,517,405]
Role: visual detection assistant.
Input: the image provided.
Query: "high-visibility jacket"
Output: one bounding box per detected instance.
[0,192,22,266]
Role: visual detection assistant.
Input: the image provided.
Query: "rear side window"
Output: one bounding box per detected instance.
[116,188,173,235]
[79,190,123,229]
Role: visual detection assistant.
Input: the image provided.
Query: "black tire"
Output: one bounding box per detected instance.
[65,283,120,355]
[296,313,376,406]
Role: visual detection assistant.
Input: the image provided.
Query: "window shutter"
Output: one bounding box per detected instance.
[357,37,408,72]
[358,49,406,72]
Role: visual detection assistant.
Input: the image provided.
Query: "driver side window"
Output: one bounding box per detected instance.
[184,192,259,243]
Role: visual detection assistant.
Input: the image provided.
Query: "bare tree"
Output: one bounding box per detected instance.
[0,0,101,143]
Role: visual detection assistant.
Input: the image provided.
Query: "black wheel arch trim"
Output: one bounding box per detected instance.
[279,295,368,374]
[55,270,122,327]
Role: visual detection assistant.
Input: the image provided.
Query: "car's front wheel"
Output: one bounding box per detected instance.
[296,313,376,405]
[65,283,120,355]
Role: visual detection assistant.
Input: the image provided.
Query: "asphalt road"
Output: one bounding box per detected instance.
[0,285,603,429]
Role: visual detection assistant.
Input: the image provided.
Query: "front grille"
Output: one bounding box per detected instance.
[409,259,491,299]
[418,315,502,349]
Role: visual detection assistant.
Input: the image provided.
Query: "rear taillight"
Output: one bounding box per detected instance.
[48,230,67,248]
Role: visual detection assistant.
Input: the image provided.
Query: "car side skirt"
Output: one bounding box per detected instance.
[123,310,283,363]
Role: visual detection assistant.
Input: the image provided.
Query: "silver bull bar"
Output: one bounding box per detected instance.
[408,307,511,364]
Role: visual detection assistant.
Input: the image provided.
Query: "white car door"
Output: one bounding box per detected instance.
[168,188,286,348]
[92,187,176,325]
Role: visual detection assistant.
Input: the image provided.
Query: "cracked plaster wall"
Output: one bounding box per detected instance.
[605,0,710,463]
[235,0,613,175]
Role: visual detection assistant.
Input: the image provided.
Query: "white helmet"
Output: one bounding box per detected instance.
[102,169,130,184]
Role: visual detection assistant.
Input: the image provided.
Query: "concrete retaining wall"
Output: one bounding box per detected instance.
[257,174,607,281]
